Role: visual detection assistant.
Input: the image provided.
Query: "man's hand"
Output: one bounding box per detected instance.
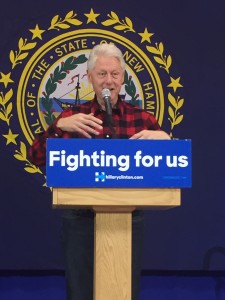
[56,113,103,138]
[130,130,170,140]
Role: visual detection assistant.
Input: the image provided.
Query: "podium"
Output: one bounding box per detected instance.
[53,187,180,300]
[47,138,191,300]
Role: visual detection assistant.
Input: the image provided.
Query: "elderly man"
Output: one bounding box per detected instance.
[30,43,169,300]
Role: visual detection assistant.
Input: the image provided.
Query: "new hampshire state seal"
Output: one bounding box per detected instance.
[0,9,185,186]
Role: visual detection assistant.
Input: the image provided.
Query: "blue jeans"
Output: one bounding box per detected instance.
[61,209,144,300]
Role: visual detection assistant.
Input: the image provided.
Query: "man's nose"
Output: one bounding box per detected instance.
[105,73,113,83]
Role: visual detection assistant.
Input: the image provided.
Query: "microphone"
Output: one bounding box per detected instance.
[102,88,112,117]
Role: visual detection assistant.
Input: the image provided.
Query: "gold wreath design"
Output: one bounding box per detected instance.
[0,89,13,125]
[14,141,44,176]
[101,11,135,33]
[10,38,37,69]
[145,43,184,135]
[168,93,184,130]
[48,10,82,31]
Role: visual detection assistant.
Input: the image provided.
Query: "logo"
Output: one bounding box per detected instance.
[0,9,185,186]
[95,172,106,182]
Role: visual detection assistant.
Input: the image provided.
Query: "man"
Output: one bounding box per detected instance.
[29,43,170,300]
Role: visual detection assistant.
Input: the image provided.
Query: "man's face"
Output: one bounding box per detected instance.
[88,56,124,109]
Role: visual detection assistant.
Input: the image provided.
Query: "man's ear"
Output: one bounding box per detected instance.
[87,70,92,83]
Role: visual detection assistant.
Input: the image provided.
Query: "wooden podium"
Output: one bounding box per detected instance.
[53,187,180,300]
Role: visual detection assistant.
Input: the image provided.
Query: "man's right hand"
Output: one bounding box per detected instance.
[56,113,103,138]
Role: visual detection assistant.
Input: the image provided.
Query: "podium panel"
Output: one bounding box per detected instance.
[94,212,132,300]
[53,188,180,210]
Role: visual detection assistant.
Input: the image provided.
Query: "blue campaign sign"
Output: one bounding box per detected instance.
[46,139,192,188]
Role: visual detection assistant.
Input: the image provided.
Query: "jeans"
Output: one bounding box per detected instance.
[61,209,144,300]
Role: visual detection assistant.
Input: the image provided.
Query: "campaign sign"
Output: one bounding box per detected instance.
[46,139,192,188]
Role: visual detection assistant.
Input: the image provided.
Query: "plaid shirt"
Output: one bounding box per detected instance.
[29,96,161,166]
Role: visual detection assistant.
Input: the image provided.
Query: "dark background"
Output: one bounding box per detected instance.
[0,0,225,271]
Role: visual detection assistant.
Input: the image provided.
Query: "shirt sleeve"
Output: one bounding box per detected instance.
[29,109,71,166]
[146,111,161,130]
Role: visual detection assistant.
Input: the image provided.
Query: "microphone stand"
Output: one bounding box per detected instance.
[104,109,117,139]
[74,75,81,106]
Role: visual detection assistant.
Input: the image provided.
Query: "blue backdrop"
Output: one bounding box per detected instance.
[0,0,225,272]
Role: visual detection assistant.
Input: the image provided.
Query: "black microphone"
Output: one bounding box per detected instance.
[102,88,112,117]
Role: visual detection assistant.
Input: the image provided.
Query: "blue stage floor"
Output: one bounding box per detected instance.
[1,272,225,300]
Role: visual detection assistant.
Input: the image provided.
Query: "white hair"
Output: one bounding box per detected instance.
[87,43,125,71]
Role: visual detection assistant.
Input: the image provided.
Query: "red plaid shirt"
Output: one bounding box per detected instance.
[29,97,161,166]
